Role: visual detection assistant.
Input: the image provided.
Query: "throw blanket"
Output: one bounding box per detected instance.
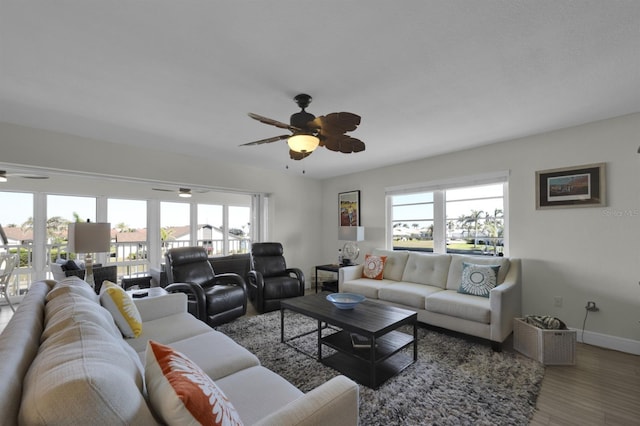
[525,315,567,330]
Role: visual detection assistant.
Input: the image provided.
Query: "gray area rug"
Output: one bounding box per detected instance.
[216,311,544,425]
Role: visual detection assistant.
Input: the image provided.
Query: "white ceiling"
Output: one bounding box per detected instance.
[1,1,639,179]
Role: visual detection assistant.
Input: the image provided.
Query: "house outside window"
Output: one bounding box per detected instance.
[387,172,508,256]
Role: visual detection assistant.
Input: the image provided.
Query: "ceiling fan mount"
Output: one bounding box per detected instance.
[241,94,365,160]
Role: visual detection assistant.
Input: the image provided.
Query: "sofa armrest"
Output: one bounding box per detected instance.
[253,375,359,426]
[338,265,364,286]
[134,293,188,322]
[489,258,522,343]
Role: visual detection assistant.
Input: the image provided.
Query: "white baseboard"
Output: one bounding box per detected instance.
[573,328,640,355]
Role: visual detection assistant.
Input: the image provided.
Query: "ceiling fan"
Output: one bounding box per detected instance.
[152,187,207,198]
[240,94,365,160]
[0,170,49,182]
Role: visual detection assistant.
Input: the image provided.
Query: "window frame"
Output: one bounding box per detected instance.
[386,171,509,256]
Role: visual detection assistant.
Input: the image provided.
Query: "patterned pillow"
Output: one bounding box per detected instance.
[361,254,387,280]
[99,280,142,338]
[145,340,244,426]
[458,262,500,298]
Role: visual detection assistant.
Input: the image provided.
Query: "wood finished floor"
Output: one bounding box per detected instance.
[1,302,638,425]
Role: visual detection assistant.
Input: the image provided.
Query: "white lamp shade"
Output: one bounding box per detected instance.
[67,222,111,253]
[339,226,365,241]
[287,134,319,153]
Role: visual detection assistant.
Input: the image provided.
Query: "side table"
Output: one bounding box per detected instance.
[315,264,354,293]
[127,287,167,299]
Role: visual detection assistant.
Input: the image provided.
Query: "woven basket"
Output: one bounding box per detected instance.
[513,318,576,365]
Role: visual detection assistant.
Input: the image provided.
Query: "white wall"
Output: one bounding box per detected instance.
[320,113,640,353]
[0,121,324,279]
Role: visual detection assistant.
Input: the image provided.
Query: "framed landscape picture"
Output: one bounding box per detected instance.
[536,163,606,209]
[339,190,360,226]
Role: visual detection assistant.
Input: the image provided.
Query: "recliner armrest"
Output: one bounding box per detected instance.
[164,282,207,321]
[285,267,305,292]
[212,272,247,293]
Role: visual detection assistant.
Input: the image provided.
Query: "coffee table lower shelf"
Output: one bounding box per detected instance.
[321,329,415,389]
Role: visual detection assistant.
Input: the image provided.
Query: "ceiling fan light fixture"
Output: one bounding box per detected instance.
[288,134,319,153]
[178,188,192,198]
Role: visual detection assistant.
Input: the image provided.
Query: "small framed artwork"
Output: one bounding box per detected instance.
[339,190,360,226]
[536,163,606,209]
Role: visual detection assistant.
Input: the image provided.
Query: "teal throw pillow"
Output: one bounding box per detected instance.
[458,262,500,298]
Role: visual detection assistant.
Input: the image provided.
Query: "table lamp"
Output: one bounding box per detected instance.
[67,221,111,290]
[339,226,365,266]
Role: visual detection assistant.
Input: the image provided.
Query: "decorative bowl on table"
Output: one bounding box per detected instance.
[326,293,365,310]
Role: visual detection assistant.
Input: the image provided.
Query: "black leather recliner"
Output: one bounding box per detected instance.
[165,247,247,327]
[248,242,305,313]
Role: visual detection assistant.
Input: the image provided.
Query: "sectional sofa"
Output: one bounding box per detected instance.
[0,277,358,425]
[339,249,521,350]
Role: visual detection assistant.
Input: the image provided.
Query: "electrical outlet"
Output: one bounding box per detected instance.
[553,296,563,307]
[586,301,599,312]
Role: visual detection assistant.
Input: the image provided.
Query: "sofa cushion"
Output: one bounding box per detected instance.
[145,340,244,426]
[372,249,409,281]
[401,252,451,288]
[20,315,155,425]
[457,262,500,298]
[47,275,99,303]
[216,365,303,426]
[361,254,387,280]
[151,331,260,381]
[341,278,395,299]
[378,282,444,309]
[42,287,121,342]
[446,255,510,290]
[127,312,214,353]
[100,280,143,338]
[426,290,491,323]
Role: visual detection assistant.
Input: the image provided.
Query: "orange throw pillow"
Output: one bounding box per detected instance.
[145,340,244,426]
[362,254,387,280]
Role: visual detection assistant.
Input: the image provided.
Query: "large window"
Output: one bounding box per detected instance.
[0,191,34,299]
[198,204,223,255]
[391,192,435,250]
[160,201,191,256]
[388,174,507,256]
[0,179,261,296]
[445,184,504,255]
[108,198,148,275]
[228,206,251,254]
[47,194,97,262]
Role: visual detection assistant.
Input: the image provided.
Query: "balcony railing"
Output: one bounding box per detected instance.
[0,238,252,305]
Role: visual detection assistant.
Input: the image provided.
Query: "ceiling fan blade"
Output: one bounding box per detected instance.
[320,135,366,154]
[289,149,313,160]
[239,135,289,146]
[248,113,302,132]
[312,112,361,134]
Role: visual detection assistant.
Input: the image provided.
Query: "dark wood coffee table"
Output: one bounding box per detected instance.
[280,293,417,389]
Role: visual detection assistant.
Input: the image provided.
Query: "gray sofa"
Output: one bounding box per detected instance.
[339,249,521,350]
[0,277,359,425]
